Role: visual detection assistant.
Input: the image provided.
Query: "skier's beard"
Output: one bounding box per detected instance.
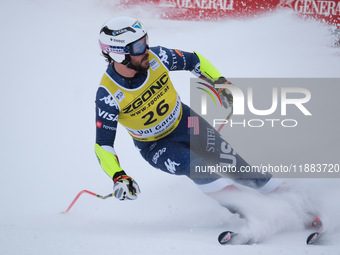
[130,53,150,74]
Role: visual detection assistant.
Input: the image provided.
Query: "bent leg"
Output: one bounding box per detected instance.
[189,108,282,193]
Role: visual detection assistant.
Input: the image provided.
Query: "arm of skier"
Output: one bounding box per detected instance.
[150,46,232,107]
[193,51,233,108]
[150,46,228,82]
[95,86,140,201]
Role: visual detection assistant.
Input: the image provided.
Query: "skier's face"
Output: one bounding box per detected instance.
[130,50,150,73]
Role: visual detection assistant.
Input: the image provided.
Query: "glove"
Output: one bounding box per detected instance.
[217,87,233,109]
[214,77,233,109]
[113,171,141,201]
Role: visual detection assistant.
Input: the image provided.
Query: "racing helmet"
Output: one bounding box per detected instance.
[99,16,148,63]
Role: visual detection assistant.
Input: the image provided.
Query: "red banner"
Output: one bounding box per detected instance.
[120,0,340,27]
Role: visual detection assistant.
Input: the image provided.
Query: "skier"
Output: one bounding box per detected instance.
[95,16,282,204]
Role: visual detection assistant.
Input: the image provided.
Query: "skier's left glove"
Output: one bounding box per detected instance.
[214,77,233,109]
[113,171,141,201]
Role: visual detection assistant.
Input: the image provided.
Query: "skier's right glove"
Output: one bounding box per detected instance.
[113,170,141,201]
[214,77,233,109]
[217,87,233,109]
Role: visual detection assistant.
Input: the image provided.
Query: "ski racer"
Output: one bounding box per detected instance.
[95,16,282,203]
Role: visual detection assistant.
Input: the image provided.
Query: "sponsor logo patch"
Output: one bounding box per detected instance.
[114,89,125,103]
[96,120,103,128]
[150,58,160,71]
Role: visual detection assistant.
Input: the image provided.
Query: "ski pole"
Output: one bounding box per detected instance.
[62,190,114,214]
[215,82,234,133]
[217,107,233,133]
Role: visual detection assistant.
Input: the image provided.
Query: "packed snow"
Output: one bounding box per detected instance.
[1,0,340,254]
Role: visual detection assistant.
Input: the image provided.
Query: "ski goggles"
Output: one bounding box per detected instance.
[129,35,149,56]
[100,35,149,56]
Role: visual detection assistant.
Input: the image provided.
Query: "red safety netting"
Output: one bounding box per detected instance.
[119,0,340,27]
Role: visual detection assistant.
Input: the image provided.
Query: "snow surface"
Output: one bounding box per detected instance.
[1,0,340,254]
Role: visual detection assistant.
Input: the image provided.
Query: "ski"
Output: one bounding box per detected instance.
[218,231,254,245]
[306,232,322,245]
[218,231,234,245]
[218,216,324,245]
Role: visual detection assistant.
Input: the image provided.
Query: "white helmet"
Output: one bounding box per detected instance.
[99,16,148,63]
